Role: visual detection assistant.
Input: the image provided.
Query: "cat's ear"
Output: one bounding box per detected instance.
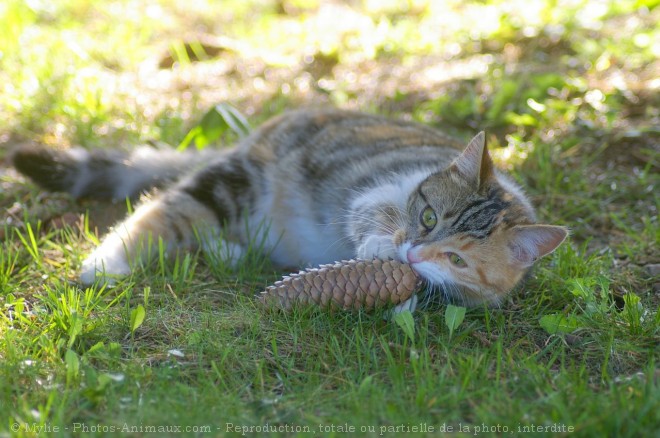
[451,131,493,189]
[507,225,568,267]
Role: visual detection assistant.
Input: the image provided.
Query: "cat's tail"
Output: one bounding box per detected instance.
[11,143,216,201]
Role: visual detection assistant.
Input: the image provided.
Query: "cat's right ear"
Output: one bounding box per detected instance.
[451,131,493,189]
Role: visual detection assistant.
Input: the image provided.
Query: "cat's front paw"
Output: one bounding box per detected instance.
[80,245,131,286]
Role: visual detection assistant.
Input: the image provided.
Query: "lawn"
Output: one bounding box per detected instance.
[0,0,658,437]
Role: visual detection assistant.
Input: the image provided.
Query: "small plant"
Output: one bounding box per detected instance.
[129,304,146,336]
[444,304,467,339]
[539,313,581,335]
[178,103,251,150]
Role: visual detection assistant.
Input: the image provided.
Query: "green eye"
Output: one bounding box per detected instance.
[420,206,437,230]
[448,252,467,268]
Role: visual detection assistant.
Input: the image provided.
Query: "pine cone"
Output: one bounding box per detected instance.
[260,259,420,311]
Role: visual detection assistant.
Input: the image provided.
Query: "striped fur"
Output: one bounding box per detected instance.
[12,108,567,308]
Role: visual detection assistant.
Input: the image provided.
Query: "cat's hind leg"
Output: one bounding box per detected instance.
[80,190,223,285]
[80,159,254,285]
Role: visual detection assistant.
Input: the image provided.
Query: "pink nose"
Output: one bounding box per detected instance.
[407,248,423,264]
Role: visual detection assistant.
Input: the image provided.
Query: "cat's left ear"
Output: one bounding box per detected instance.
[507,225,569,267]
[451,131,494,189]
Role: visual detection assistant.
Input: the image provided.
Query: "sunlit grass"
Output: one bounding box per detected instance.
[3,0,656,148]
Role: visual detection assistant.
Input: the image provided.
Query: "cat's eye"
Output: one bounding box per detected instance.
[420,206,437,230]
[447,252,467,268]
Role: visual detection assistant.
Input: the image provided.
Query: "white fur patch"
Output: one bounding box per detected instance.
[349,169,432,217]
[258,185,354,267]
[397,241,412,263]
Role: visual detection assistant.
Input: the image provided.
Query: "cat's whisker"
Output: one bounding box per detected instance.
[345,205,406,232]
[336,211,400,236]
[323,234,359,254]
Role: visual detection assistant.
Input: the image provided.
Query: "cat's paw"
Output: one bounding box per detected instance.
[80,245,131,286]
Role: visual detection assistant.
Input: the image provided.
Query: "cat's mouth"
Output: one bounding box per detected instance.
[397,241,429,271]
[396,241,414,264]
[397,242,439,285]
[396,241,498,307]
[405,248,424,264]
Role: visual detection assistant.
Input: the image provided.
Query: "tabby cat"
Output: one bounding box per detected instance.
[12,108,567,311]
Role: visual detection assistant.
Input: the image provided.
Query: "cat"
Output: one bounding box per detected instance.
[11,108,568,311]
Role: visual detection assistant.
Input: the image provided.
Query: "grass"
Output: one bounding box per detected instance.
[1,0,658,437]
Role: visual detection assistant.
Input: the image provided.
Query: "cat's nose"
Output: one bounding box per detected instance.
[406,247,423,264]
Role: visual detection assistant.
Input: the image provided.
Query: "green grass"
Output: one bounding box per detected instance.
[1,0,658,437]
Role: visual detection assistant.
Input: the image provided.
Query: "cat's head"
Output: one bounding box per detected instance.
[395,132,567,307]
